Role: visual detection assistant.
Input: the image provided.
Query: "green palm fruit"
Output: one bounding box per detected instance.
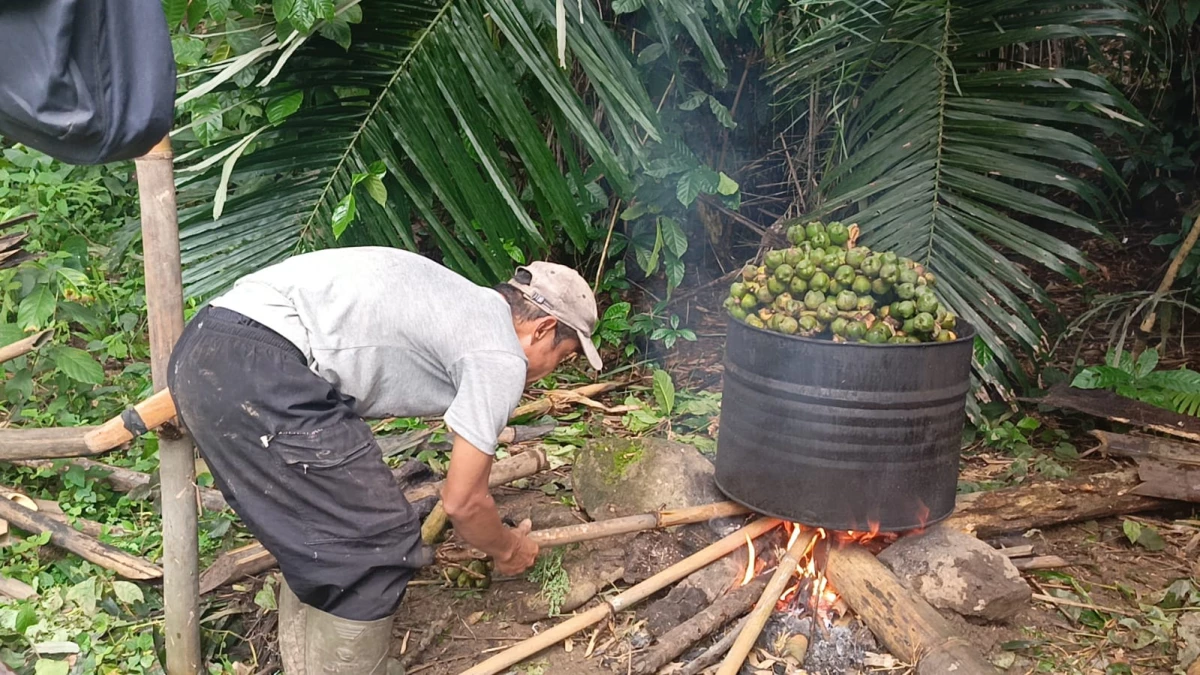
[787,224,807,245]
[846,320,867,341]
[864,325,889,344]
[940,312,958,329]
[916,294,939,315]
[851,275,872,295]
[901,318,917,334]
[913,312,935,333]
[827,221,849,246]
[871,278,892,297]
[740,292,758,311]
[897,300,916,319]
[860,255,883,278]
[794,259,817,280]
[745,314,765,329]
[767,277,786,296]
[830,317,849,336]
[809,231,830,249]
[898,257,915,269]
[765,250,786,271]
[808,248,826,266]
[729,305,748,321]
[809,271,830,292]
[758,308,775,324]
[773,293,793,311]
[845,247,869,269]
[836,290,858,312]
[936,330,954,342]
[881,251,898,265]
[730,282,747,298]
[827,279,843,295]
[895,282,916,300]
[805,221,826,240]
[775,264,795,282]
[898,268,919,286]
[804,290,826,310]
[784,248,804,266]
[821,253,841,274]
[834,265,856,286]
[798,315,821,334]
[789,276,809,295]
[824,246,843,258]
[817,301,839,323]
[742,264,758,281]
[446,566,462,582]
[767,313,784,331]
[756,284,775,304]
[888,336,907,344]
[777,315,799,335]
[879,263,899,284]
[857,295,876,312]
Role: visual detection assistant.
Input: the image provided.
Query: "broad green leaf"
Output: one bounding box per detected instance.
[716,172,739,196]
[1136,525,1166,551]
[620,202,648,221]
[676,167,720,206]
[266,91,304,124]
[331,193,356,239]
[53,347,104,385]
[1150,233,1181,246]
[652,369,675,416]
[187,0,209,28]
[33,661,69,675]
[18,286,55,330]
[364,175,388,206]
[65,577,98,615]
[190,98,224,147]
[660,217,688,258]
[208,0,232,21]
[171,35,207,68]
[15,605,37,634]
[633,221,663,275]
[273,0,296,21]
[708,97,736,128]
[163,0,189,27]
[1122,519,1142,545]
[226,18,263,55]
[111,581,145,605]
[665,255,685,292]
[1139,369,1200,394]
[612,0,644,13]
[55,267,88,290]
[254,582,278,611]
[319,18,353,50]
[679,91,707,111]
[1135,348,1160,379]
[637,44,666,65]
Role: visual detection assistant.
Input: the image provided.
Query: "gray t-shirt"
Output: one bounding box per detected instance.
[210,247,528,454]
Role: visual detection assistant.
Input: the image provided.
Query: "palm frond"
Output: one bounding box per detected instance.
[768,0,1147,393]
[175,0,660,298]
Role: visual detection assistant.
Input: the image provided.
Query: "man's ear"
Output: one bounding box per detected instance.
[532,316,558,342]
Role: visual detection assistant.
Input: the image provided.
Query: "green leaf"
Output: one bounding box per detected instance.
[1150,233,1181,246]
[65,577,97,616]
[187,0,209,28]
[364,174,388,206]
[653,369,675,416]
[679,91,707,111]
[273,0,296,21]
[708,96,736,128]
[1136,525,1166,551]
[637,44,666,65]
[1122,519,1142,545]
[53,347,105,385]
[716,172,739,196]
[1071,366,1131,390]
[660,217,688,258]
[665,255,685,292]
[676,167,718,206]
[171,35,207,68]
[15,605,37,634]
[612,0,644,13]
[111,581,145,605]
[620,202,648,221]
[33,661,69,675]
[319,17,353,50]
[190,98,224,147]
[266,91,304,124]
[254,582,278,611]
[18,286,55,330]
[331,193,356,240]
[163,0,189,27]
[208,0,232,21]
[1135,348,1160,379]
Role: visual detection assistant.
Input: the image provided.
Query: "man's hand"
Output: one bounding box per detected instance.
[494,519,538,576]
[441,436,540,573]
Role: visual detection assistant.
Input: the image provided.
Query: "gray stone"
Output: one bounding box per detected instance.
[877,525,1032,622]
[572,437,723,521]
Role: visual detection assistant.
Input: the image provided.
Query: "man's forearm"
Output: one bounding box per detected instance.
[441,436,520,562]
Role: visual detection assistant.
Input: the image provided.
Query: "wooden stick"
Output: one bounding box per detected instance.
[10,457,229,512]
[632,573,769,675]
[0,492,162,580]
[1090,430,1200,465]
[1141,212,1200,332]
[0,329,51,365]
[0,483,117,538]
[137,135,202,673]
[198,450,549,593]
[717,530,814,675]
[0,576,36,601]
[460,518,781,675]
[83,389,178,452]
[1035,384,1200,443]
[826,543,999,675]
[0,427,97,461]
[1012,556,1071,572]
[679,615,750,675]
[439,501,750,562]
[1031,592,1137,617]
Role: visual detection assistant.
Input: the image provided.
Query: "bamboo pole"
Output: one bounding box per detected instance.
[717,530,815,675]
[460,518,781,675]
[136,136,201,674]
[0,329,51,365]
[1141,212,1200,333]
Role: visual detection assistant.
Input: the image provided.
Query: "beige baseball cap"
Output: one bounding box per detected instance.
[508,262,603,371]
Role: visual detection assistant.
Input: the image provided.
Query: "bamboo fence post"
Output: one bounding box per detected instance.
[136,136,201,674]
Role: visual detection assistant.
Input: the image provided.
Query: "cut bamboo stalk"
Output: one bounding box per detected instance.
[826,542,999,675]
[0,329,51,365]
[679,615,750,675]
[717,530,815,675]
[460,518,781,675]
[0,427,97,461]
[0,492,161,580]
[82,388,177,452]
[0,483,117,538]
[439,501,751,562]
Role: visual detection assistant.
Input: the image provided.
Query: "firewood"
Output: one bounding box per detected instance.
[0,493,161,580]
[1091,430,1200,465]
[1129,458,1200,502]
[826,543,999,675]
[459,519,782,675]
[0,329,51,365]
[0,576,36,601]
[632,574,769,675]
[0,427,97,461]
[677,615,749,675]
[1035,384,1200,443]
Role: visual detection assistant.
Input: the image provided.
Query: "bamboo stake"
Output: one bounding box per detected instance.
[460,518,781,675]
[717,530,815,675]
[1141,212,1200,333]
[679,615,750,675]
[136,136,201,674]
[0,329,51,365]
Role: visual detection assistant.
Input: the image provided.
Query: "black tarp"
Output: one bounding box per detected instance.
[0,0,176,165]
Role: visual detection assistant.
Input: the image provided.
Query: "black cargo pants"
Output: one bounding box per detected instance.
[168,306,431,621]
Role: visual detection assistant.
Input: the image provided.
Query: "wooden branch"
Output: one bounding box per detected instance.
[0,576,36,601]
[82,389,177,452]
[717,531,815,675]
[1129,458,1200,502]
[946,469,1164,538]
[0,427,96,461]
[1012,556,1071,572]
[0,483,117,538]
[10,457,228,512]
[1090,430,1200,465]
[0,329,51,365]
[509,381,624,420]
[459,519,782,675]
[678,615,750,675]
[0,492,161,580]
[1141,212,1200,333]
[632,574,769,675]
[1035,385,1200,443]
[199,450,549,594]
[826,543,999,675]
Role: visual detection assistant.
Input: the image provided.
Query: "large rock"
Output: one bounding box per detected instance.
[572,437,723,521]
[878,525,1031,622]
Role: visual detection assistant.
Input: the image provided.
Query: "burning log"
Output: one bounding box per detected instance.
[459,518,781,675]
[826,542,999,675]
[717,528,816,675]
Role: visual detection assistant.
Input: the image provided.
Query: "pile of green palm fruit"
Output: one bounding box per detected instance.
[723,220,959,344]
